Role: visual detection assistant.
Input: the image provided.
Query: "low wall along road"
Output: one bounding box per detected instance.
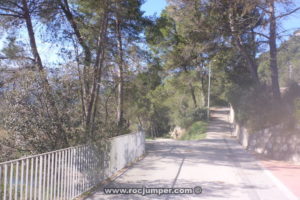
[229,107,300,162]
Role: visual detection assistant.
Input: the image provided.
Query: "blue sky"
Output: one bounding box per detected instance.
[277,1,300,38]
[141,0,167,16]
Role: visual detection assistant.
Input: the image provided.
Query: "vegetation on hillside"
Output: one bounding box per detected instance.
[259,35,300,87]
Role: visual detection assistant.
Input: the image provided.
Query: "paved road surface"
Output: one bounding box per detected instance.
[85,108,297,200]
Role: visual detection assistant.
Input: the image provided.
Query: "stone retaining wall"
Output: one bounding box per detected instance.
[230,107,300,162]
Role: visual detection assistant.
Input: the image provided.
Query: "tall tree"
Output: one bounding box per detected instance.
[110,0,146,127]
[259,0,300,99]
[50,0,110,140]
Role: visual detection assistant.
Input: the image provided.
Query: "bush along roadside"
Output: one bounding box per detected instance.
[180,121,208,140]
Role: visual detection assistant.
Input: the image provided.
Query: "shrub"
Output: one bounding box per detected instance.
[174,108,207,129]
[282,81,300,129]
[227,84,287,131]
[180,121,207,140]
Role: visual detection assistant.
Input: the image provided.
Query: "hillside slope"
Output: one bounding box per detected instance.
[258,35,300,87]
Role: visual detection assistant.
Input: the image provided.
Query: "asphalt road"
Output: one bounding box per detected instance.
[85,108,296,200]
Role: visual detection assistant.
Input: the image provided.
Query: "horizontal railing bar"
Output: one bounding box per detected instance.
[0,132,142,166]
[0,144,85,166]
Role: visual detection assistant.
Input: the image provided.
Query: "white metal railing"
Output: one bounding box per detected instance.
[0,131,145,200]
[0,144,105,200]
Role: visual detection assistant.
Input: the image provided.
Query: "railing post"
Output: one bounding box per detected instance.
[78,146,81,196]
[50,153,54,200]
[62,151,67,199]
[69,148,72,199]
[9,163,13,200]
[34,157,38,200]
[15,162,19,200]
[84,146,86,193]
[67,149,70,199]
[30,158,34,200]
[20,160,24,200]
[46,154,51,200]
[38,155,43,200]
[4,164,7,200]
[86,146,88,191]
[57,151,61,199]
[80,146,83,195]
[82,146,84,192]
[25,159,29,200]
[42,155,46,200]
[71,148,75,199]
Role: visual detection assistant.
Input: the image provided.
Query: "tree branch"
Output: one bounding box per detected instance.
[0,6,23,15]
[0,55,35,61]
[257,5,271,14]
[253,31,270,39]
[0,12,23,18]
[276,7,300,19]
[6,0,24,10]
[0,56,8,59]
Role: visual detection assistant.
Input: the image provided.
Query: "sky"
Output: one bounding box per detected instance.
[141,0,167,16]
[277,2,300,39]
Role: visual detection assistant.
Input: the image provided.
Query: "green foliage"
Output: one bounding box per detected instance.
[127,63,207,137]
[294,97,300,119]
[258,36,300,87]
[170,107,207,129]
[281,81,300,128]
[180,121,207,140]
[126,63,170,137]
[159,72,205,128]
[227,83,291,131]
[283,81,300,102]
[1,37,25,58]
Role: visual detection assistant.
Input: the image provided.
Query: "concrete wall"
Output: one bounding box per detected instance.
[230,107,300,162]
[108,131,145,177]
[82,131,145,191]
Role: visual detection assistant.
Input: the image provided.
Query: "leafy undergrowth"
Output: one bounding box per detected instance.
[180,121,207,140]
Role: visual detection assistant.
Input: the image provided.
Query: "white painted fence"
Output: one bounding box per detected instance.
[0,131,145,200]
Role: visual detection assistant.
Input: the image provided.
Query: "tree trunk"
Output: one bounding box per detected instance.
[201,75,207,107]
[196,65,207,107]
[183,66,198,108]
[269,0,281,100]
[90,21,108,137]
[59,0,91,65]
[189,83,197,108]
[22,0,68,147]
[59,0,92,127]
[116,17,125,127]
